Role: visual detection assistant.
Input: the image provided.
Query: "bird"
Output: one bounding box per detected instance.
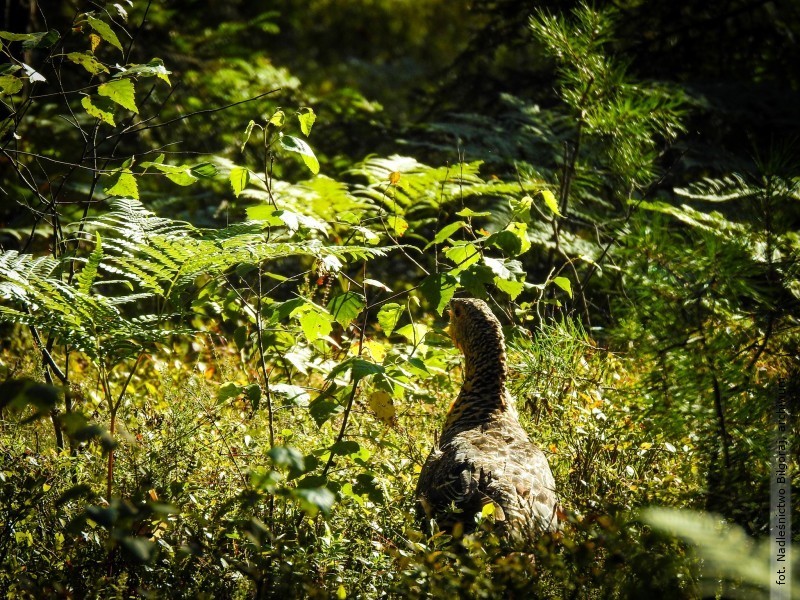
[415,298,559,546]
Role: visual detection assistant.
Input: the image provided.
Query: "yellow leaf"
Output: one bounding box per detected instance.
[362,339,386,363]
[368,391,396,424]
[89,33,101,53]
[481,502,496,518]
[389,171,401,185]
[148,489,159,501]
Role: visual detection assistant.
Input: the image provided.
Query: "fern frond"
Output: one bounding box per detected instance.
[675,174,761,202]
[75,232,104,294]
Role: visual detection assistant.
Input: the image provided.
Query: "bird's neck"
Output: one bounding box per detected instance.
[442,341,509,434]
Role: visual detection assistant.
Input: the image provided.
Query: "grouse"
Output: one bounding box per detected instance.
[415,298,559,544]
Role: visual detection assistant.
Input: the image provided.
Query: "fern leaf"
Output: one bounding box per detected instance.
[76,232,104,294]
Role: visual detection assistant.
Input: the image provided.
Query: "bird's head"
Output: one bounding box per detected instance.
[447,298,505,358]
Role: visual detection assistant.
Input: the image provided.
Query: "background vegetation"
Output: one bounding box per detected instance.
[1,0,798,597]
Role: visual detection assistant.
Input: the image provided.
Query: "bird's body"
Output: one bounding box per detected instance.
[415,298,559,544]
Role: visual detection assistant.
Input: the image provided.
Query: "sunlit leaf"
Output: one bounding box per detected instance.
[368,390,396,424]
[116,58,171,84]
[388,214,408,237]
[76,232,103,294]
[269,109,286,128]
[299,308,333,342]
[539,189,562,217]
[456,207,490,218]
[377,303,404,337]
[81,95,116,126]
[395,323,428,345]
[104,169,138,199]
[98,79,138,114]
[552,276,573,298]
[327,292,365,327]
[292,485,335,516]
[494,276,524,300]
[86,15,123,52]
[297,107,316,136]
[230,166,250,197]
[425,221,467,249]
[280,134,320,175]
[445,242,480,273]
[66,51,109,75]
[0,75,23,96]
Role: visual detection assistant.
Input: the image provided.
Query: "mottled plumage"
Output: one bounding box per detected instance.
[415,298,559,544]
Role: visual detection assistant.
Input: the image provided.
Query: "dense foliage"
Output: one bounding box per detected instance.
[1,1,798,598]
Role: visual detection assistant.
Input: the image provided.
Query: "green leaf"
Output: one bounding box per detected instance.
[0,75,23,96]
[76,232,103,294]
[309,396,343,427]
[245,384,261,411]
[81,95,116,126]
[425,221,467,249]
[86,15,123,52]
[327,292,365,328]
[486,222,530,256]
[104,170,138,199]
[459,264,494,298]
[330,440,360,456]
[445,242,481,273]
[494,276,524,300]
[0,30,59,49]
[140,161,197,186]
[551,276,573,298]
[455,207,491,218]
[230,166,251,197]
[190,162,217,178]
[539,189,562,217]
[395,323,428,345]
[233,325,248,350]
[297,107,316,136]
[271,383,310,407]
[115,58,171,85]
[218,382,243,402]
[268,446,305,472]
[246,205,284,226]
[509,195,534,224]
[269,109,286,128]
[279,134,320,175]
[329,357,385,384]
[420,272,459,316]
[66,52,109,75]
[292,485,335,516]
[377,303,404,337]
[483,256,511,280]
[299,308,334,342]
[98,79,138,114]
